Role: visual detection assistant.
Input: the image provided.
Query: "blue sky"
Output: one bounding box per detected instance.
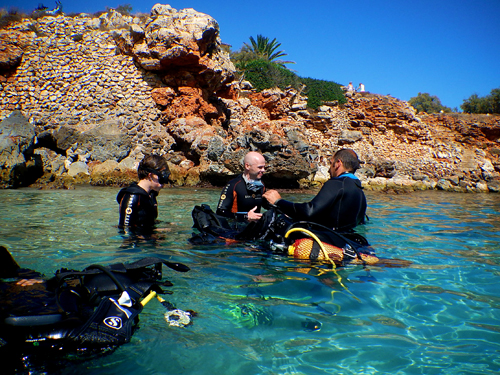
[2,0,499,110]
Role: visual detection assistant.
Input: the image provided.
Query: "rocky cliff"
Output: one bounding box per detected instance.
[1,5,499,192]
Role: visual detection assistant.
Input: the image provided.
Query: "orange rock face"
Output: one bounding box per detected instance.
[152,86,224,125]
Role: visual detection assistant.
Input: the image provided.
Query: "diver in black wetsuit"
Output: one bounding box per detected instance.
[263,149,367,232]
[216,151,269,223]
[117,154,170,233]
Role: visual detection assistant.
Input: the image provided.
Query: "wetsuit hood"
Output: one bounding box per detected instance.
[116,183,149,204]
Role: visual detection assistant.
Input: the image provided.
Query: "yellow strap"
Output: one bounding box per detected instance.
[285,227,360,303]
[285,228,336,268]
[141,290,157,306]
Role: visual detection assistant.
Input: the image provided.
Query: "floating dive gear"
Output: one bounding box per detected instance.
[0,256,192,356]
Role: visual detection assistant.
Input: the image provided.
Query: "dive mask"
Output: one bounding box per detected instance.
[146,168,171,184]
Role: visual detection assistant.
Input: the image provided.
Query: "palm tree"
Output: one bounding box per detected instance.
[242,35,294,66]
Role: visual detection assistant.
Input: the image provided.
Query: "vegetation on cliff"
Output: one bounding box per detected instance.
[300,77,347,109]
[231,35,346,109]
[241,34,294,67]
[409,92,454,113]
[239,59,301,91]
[409,88,500,115]
[461,87,500,114]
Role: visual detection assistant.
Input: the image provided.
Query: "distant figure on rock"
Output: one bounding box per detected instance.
[117,154,170,234]
[358,83,365,92]
[216,151,268,223]
[263,149,367,232]
[346,82,355,97]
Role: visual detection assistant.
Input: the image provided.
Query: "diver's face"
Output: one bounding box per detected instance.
[148,168,170,192]
[149,172,164,192]
[329,158,342,178]
[247,159,266,180]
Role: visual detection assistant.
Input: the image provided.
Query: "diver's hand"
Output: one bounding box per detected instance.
[247,206,262,222]
[263,190,281,205]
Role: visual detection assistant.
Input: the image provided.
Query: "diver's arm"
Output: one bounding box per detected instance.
[216,181,236,218]
[275,181,340,220]
[118,193,140,227]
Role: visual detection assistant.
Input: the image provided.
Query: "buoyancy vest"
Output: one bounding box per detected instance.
[0,257,189,353]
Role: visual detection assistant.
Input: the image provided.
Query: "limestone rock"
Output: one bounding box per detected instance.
[436,179,453,191]
[34,148,66,175]
[90,159,120,175]
[0,111,35,168]
[339,129,363,145]
[67,161,89,176]
[0,9,500,192]
[0,111,43,187]
[47,121,132,163]
[0,37,23,73]
[98,9,134,30]
[112,6,236,93]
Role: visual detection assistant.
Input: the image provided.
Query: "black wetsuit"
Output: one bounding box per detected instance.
[216,175,267,221]
[116,183,158,231]
[275,173,366,231]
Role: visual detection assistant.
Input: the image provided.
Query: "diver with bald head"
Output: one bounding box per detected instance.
[216,151,269,222]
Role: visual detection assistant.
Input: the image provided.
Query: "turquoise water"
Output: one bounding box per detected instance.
[1,187,500,375]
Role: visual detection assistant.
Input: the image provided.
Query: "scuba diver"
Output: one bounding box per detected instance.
[216,151,269,224]
[190,151,273,244]
[263,149,367,233]
[191,149,384,268]
[0,245,193,363]
[117,154,171,234]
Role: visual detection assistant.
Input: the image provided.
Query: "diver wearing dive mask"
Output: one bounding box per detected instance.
[117,155,171,232]
[144,168,171,185]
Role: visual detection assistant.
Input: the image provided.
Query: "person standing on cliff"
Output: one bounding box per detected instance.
[117,154,170,234]
[263,149,366,232]
[346,82,355,98]
[216,151,269,223]
[358,83,365,92]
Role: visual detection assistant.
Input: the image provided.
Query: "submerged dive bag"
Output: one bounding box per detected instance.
[0,257,189,353]
[284,222,379,266]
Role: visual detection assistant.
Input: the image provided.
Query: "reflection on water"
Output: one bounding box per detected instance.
[1,187,500,374]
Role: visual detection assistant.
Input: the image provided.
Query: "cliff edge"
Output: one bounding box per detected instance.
[0,5,499,192]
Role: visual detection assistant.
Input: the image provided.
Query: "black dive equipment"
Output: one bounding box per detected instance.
[0,256,190,357]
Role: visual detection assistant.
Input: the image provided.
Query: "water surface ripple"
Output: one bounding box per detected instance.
[1,188,499,374]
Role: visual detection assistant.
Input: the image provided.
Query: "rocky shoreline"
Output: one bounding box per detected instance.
[1,5,499,192]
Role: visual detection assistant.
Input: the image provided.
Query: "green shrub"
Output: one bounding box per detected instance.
[114,4,133,16]
[239,59,301,92]
[409,92,452,114]
[300,77,346,109]
[461,88,500,114]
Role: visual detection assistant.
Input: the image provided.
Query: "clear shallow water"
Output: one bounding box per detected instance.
[1,187,500,375]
